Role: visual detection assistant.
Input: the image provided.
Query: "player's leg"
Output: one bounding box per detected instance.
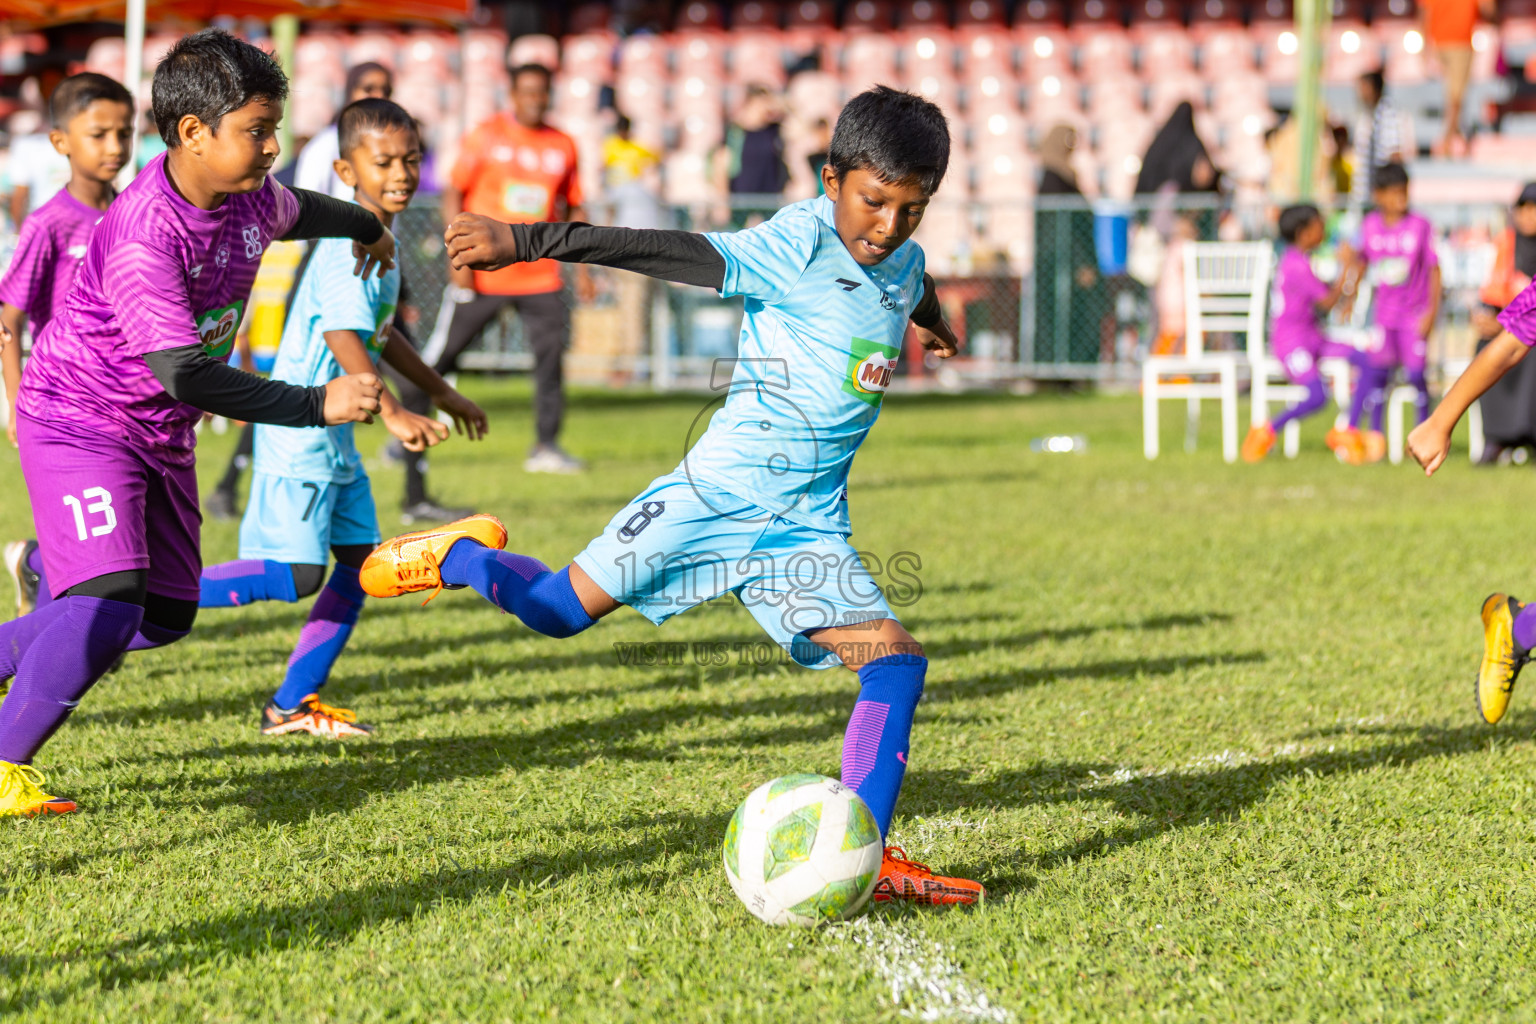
[519,292,583,473]
[263,478,379,737]
[1245,347,1327,462]
[1476,594,1536,725]
[4,538,50,616]
[200,472,330,607]
[1403,330,1431,425]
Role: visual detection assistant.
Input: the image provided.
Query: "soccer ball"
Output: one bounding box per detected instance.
[722,773,883,927]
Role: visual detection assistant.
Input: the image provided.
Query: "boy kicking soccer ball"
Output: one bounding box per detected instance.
[198,98,488,738]
[1,72,134,614]
[1409,281,1536,723]
[363,86,983,905]
[0,29,397,817]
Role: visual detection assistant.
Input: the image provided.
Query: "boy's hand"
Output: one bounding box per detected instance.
[322,373,383,425]
[1407,418,1452,476]
[914,318,960,359]
[383,405,451,452]
[353,226,397,281]
[432,388,489,440]
[445,214,518,272]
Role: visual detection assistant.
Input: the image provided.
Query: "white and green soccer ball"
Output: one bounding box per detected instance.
[723,773,883,927]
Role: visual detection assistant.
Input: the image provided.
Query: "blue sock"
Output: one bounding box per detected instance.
[841,654,926,839]
[200,559,298,608]
[439,542,595,638]
[272,564,366,710]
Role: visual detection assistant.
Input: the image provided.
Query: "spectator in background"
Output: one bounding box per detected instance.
[1134,102,1218,197]
[1352,70,1409,209]
[713,83,788,225]
[294,62,393,198]
[1033,125,1103,364]
[601,114,662,380]
[424,62,591,476]
[1471,181,1536,461]
[1421,0,1493,155]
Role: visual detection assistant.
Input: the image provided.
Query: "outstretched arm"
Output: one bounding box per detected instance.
[279,186,396,281]
[380,327,488,440]
[1407,330,1528,475]
[445,214,727,288]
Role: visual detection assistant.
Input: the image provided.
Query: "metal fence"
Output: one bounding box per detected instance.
[389,192,1515,390]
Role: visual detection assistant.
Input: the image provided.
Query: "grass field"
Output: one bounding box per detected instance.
[3,378,1536,1022]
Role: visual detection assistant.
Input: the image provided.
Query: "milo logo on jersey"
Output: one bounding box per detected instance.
[196,300,245,359]
[367,303,397,359]
[843,337,901,407]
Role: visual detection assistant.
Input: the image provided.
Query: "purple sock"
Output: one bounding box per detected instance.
[1349,366,1388,430]
[25,545,52,610]
[1369,372,1390,432]
[0,596,142,763]
[0,600,73,681]
[271,564,366,709]
[440,542,595,638]
[199,559,298,608]
[1408,369,1430,424]
[841,654,926,839]
[125,621,191,653]
[1514,602,1536,652]
[1272,378,1329,433]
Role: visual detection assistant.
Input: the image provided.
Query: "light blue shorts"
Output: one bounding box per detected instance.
[572,472,895,669]
[237,472,381,565]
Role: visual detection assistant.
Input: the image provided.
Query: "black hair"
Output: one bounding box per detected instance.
[152,28,288,149]
[1372,161,1409,192]
[50,72,133,129]
[615,113,632,133]
[337,97,420,158]
[345,61,392,100]
[510,63,553,88]
[827,85,949,195]
[1360,69,1385,99]
[1278,203,1322,243]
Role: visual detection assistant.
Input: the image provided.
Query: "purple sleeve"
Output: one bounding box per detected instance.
[101,237,203,357]
[1498,279,1536,346]
[0,215,55,317]
[267,178,300,238]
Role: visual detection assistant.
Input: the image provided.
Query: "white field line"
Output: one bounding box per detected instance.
[1084,739,1346,790]
[831,917,1012,1023]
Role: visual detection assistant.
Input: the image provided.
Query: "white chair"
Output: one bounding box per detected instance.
[1144,241,1272,463]
[1387,357,1485,465]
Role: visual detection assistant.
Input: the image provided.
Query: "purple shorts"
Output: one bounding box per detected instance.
[17,414,202,600]
[1272,337,1323,386]
[1368,326,1427,373]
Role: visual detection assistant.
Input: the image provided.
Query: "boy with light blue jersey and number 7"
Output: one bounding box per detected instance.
[361,87,985,905]
[198,98,488,738]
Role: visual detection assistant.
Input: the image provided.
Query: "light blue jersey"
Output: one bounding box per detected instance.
[686,195,926,535]
[253,233,400,485]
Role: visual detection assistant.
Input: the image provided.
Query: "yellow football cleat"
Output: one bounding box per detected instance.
[1478,594,1530,725]
[0,760,76,817]
[360,514,508,602]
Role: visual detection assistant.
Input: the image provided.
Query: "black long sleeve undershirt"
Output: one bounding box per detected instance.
[145,343,327,427]
[507,222,944,327]
[279,187,384,244]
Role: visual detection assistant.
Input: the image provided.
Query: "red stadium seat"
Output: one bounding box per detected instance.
[1250,0,1293,21]
[786,0,837,27]
[1330,0,1369,21]
[845,0,896,32]
[83,36,126,80]
[1017,24,1074,79]
[1070,0,1126,29]
[901,29,956,79]
[553,72,603,118]
[618,35,670,78]
[1378,20,1429,84]
[1138,27,1195,74]
[1014,0,1068,25]
[1077,28,1134,76]
[730,31,789,87]
[899,0,951,27]
[841,33,899,81]
[1129,0,1186,28]
[967,71,1023,115]
[1252,22,1299,82]
[561,33,615,82]
[1209,72,1269,120]
[1323,22,1379,84]
[957,32,1016,78]
[674,32,728,76]
[1187,0,1241,31]
[957,0,1008,27]
[1026,73,1085,123]
[463,29,510,76]
[733,0,783,28]
[786,70,842,120]
[1472,26,1499,79]
[1086,76,1144,117]
[1148,73,1205,120]
[674,73,726,151]
[506,33,558,72]
[1199,26,1255,75]
[1377,0,1417,16]
[676,1,726,30]
[568,3,613,34]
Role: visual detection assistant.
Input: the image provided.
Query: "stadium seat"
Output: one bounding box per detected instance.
[958,32,1017,79]
[464,29,510,75]
[561,33,616,82]
[841,34,900,90]
[1017,25,1074,79]
[676,0,726,30]
[618,35,670,78]
[568,3,613,34]
[1025,74,1086,125]
[506,34,559,72]
[1013,0,1068,25]
[901,29,956,80]
[348,31,400,70]
[1253,22,1300,82]
[957,0,1008,28]
[730,32,789,87]
[1188,0,1242,33]
[83,37,126,80]
[1323,23,1380,84]
[899,0,950,26]
[844,0,896,32]
[1086,76,1144,118]
[786,69,842,119]
[1378,21,1429,84]
[1199,26,1255,75]
[733,0,783,28]
[288,74,338,138]
[786,0,837,27]
[1139,27,1196,74]
[1078,27,1135,76]
[1148,73,1206,120]
[1504,16,1536,65]
[1129,0,1186,30]
[1069,0,1126,29]
[968,70,1023,114]
[675,32,728,77]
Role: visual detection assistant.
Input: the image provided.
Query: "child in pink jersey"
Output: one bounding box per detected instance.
[1345,162,1442,463]
[0,73,134,618]
[0,30,396,817]
[1243,204,1361,462]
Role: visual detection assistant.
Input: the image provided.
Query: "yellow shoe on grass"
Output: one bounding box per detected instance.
[0,760,76,817]
[1478,594,1530,725]
[360,514,508,602]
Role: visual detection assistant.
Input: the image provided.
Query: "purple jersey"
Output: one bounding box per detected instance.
[0,186,101,333]
[1270,246,1329,356]
[17,153,298,467]
[1498,277,1536,346]
[1358,210,1437,330]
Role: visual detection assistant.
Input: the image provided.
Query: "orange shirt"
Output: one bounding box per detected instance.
[451,116,583,296]
[1423,0,1478,46]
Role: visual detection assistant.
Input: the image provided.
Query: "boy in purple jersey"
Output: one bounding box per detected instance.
[1,73,134,620]
[1346,163,1442,464]
[1411,280,1536,725]
[0,29,397,817]
[1243,204,1360,462]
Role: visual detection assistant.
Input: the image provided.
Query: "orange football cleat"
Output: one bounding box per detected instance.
[1326,426,1366,465]
[1241,423,1276,463]
[261,695,374,738]
[360,514,508,601]
[871,846,985,906]
[1362,429,1388,464]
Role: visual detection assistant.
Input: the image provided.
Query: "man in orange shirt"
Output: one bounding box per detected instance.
[418,63,591,475]
[1421,0,1495,155]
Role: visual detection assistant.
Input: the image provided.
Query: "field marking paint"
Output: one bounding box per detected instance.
[832,917,1012,1023]
[1084,741,1343,790]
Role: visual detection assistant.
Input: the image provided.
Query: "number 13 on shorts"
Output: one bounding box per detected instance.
[63,488,117,541]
